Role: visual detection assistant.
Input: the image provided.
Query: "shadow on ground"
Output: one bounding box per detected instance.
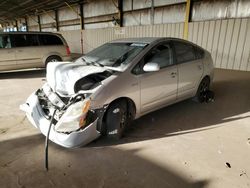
[0,134,208,188]
[0,69,45,80]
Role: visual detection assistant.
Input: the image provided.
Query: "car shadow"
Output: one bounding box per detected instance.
[0,69,46,80]
[90,69,250,147]
[0,134,208,188]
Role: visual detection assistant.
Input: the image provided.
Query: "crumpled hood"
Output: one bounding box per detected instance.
[46,62,108,95]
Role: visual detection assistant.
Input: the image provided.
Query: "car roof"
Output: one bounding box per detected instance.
[110,37,205,50]
[110,37,191,44]
[0,31,60,35]
[110,37,164,44]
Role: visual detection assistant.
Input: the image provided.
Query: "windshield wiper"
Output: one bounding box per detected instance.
[81,57,104,67]
[112,49,133,67]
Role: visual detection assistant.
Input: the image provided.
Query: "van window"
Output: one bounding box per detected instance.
[0,35,11,48]
[39,34,63,45]
[11,34,29,47]
[11,34,40,47]
[26,34,39,46]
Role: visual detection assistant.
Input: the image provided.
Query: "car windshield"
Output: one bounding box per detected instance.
[76,42,147,69]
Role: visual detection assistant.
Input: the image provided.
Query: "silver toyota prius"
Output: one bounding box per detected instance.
[20,37,214,148]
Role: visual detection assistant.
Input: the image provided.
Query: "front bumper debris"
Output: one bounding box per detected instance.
[20,92,101,148]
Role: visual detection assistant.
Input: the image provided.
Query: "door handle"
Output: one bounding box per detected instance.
[131,82,138,87]
[17,50,23,52]
[197,65,202,70]
[171,72,177,78]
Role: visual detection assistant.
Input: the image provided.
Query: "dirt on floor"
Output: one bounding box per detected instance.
[0,68,249,188]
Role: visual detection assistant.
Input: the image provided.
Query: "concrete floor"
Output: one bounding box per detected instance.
[0,69,249,188]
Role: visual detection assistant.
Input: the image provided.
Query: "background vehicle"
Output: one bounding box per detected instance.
[0,32,71,71]
[21,37,214,148]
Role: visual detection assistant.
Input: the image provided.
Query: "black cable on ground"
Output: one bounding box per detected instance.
[45,109,57,171]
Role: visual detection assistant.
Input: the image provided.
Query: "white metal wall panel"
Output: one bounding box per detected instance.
[81,23,184,54]
[221,19,234,69]
[84,0,117,18]
[59,30,82,54]
[41,11,55,24]
[58,5,80,22]
[241,19,250,71]
[227,19,240,69]
[189,18,250,71]
[215,19,227,68]
[59,25,81,31]
[123,0,186,11]
[233,18,247,70]
[193,0,250,21]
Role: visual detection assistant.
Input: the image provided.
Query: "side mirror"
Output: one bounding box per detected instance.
[143,62,160,72]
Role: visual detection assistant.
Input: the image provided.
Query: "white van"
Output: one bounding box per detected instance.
[0,32,71,71]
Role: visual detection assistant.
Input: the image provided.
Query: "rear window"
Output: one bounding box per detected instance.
[194,47,205,59]
[39,34,63,46]
[173,41,196,63]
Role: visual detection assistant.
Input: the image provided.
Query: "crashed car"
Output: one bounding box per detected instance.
[20,37,214,148]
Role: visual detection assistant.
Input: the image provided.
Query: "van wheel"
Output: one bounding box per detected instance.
[195,77,210,103]
[105,100,128,140]
[45,56,62,67]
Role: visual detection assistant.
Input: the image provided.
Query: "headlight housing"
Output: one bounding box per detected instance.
[54,99,91,132]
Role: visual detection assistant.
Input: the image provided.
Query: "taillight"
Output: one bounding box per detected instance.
[66,46,71,56]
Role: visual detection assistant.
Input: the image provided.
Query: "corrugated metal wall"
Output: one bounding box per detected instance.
[81,23,184,53]
[189,18,250,71]
[68,17,250,71]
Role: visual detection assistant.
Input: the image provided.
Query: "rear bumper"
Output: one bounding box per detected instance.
[20,92,100,148]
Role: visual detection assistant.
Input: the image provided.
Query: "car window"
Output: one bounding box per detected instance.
[39,34,63,45]
[194,46,204,59]
[144,44,173,69]
[77,42,147,68]
[173,41,196,63]
[0,35,11,48]
[132,42,173,75]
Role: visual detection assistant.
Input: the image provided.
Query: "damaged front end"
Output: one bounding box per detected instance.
[20,82,105,148]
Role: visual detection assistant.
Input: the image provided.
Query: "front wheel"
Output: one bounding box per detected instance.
[195,77,210,103]
[105,100,128,140]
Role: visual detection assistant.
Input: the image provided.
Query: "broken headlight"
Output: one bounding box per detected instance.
[54,99,91,133]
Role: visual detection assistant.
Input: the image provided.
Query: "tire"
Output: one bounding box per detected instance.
[105,99,128,140]
[45,56,62,67]
[195,77,210,103]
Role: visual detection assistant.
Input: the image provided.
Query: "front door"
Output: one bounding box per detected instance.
[133,42,178,114]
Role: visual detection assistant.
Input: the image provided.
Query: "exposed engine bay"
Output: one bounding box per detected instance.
[36,68,113,134]
[74,71,112,93]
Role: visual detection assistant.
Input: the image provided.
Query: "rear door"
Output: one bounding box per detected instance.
[0,34,16,71]
[11,34,42,69]
[133,42,178,114]
[173,41,204,99]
